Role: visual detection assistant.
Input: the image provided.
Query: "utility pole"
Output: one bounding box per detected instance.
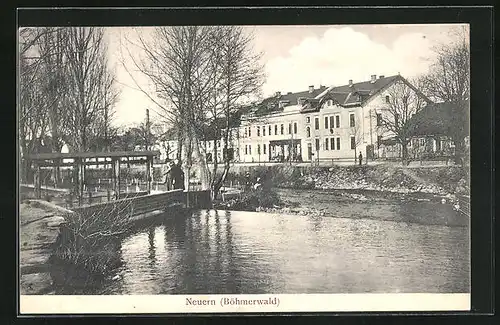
[146,109,150,151]
[104,101,108,152]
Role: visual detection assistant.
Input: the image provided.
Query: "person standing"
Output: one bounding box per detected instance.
[358,151,363,166]
[163,161,173,191]
[171,159,185,190]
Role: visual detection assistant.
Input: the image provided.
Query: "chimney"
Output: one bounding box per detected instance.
[275,91,281,97]
[379,75,385,79]
[348,79,353,87]
[309,85,314,93]
[370,75,377,83]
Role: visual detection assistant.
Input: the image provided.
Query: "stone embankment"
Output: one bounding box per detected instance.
[20,200,70,294]
[229,164,469,196]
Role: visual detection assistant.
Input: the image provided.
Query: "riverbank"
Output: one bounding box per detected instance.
[20,200,69,294]
[227,164,469,196]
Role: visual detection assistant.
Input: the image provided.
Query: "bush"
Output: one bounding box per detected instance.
[224,188,282,211]
[53,201,133,276]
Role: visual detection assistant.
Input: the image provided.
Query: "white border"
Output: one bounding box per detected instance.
[20,293,470,314]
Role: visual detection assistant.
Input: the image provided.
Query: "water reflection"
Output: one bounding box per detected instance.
[55,197,469,295]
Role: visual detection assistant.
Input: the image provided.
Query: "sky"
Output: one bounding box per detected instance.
[105,24,468,128]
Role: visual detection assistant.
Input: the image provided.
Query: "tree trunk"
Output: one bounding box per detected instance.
[452,137,465,165]
[401,142,409,166]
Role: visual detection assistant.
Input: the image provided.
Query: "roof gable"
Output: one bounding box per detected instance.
[408,100,469,137]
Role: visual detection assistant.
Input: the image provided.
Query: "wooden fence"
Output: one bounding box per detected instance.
[71,189,212,218]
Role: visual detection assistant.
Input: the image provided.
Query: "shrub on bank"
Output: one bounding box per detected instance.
[220,188,282,212]
[52,201,133,276]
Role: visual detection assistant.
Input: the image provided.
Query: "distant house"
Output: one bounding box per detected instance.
[407,100,470,160]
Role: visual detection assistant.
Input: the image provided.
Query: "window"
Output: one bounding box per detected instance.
[274,125,278,135]
[294,122,298,134]
[335,115,340,128]
[257,144,261,155]
[329,116,334,129]
[248,127,251,137]
[376,113,382,126]
[325,138,329,150]
[244,127,248,138]
[385,95,390,103]
[249,145,252,155]
[324,116,329,129]
[315,117,319,130]
[257,126,260,137]
[336,137,341,150]
[395,113,400,126]
[350,113,355,127]
[263,126,266,136]
[288,123,292,134]
[268,125,272,136]
[315,138,320,151]
[280,124,284,135]
[217,141,221,148]
[306,126,311,138]
[245,145,248,155]
[330,137,335,150]
[263,144,267,154]
[306,116,311,123]
[351,136,356,150]
[377,135,382,148]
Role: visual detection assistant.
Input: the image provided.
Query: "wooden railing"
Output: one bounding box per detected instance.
[72,189,186,218]
[71,189,212,218]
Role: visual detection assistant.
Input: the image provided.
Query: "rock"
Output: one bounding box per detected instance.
[45,216,66,228]
[20,272,52,295]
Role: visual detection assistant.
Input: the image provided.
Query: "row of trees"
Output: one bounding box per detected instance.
[19,27,118,182]
[123,26,265,199]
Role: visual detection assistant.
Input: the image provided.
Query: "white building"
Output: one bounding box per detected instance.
[237,75,431,163]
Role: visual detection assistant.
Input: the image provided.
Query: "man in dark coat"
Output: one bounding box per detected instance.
[358,151,363,166]
[170,159,185,190]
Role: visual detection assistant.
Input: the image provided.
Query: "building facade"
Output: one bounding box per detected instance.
[237,75,431,163]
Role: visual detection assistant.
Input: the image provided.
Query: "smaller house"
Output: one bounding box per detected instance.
[407,100,469,161]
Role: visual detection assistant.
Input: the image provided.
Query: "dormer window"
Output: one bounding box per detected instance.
[385,95,390,104]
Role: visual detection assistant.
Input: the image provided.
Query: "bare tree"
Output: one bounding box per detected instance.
[123,27,218,189]
[19,52,50,182]
[62,27,117,152]
[201,26,264,199]
[376,78,429,165]
[420,26,470,163]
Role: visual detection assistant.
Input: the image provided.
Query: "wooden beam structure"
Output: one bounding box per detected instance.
[26,151,160,206]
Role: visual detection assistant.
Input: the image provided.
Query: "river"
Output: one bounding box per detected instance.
[51,189,470,295]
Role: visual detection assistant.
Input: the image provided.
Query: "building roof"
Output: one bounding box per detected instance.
[408,100,469,137]
[253,86,328,116]
[302,75,402,113]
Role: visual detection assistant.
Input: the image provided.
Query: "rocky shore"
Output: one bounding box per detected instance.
[221,164,468,216]
[20,200,69,294]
